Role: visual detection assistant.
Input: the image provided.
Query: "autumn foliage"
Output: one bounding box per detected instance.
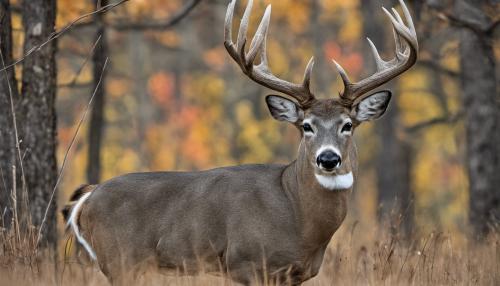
[1,0,498,284]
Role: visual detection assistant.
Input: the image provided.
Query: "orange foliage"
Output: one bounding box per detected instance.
[107,79,131,99]
[148,72,175,107]
[203,48,226,72]
[175,105,201,129]
[56,0,92,27]
[323,41,363,76]
[122,0,181,20]
[180,126,212,168]
[161,104,214,169]
[57,126,74,147]
[150,31,181,47]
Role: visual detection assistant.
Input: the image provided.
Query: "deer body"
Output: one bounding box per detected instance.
[79,154,352,284]
[64,0,417,284]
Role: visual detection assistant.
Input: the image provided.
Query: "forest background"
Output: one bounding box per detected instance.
[0,0,499,285]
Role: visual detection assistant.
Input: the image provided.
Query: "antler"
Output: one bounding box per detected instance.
[334,0,418,106]
[224,0,316,107]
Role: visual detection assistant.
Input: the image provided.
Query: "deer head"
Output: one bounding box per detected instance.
[225,0,418,189]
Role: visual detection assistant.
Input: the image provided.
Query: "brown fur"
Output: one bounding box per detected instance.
[76,162,351,285]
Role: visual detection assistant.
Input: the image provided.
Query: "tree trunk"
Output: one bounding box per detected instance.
[361,0,413,234]
[19,0,58,247]
[87,0,108,184]
[0,0,19,228]
[130,31,152,169]
[375,92,414,234]
[458,0,499,237]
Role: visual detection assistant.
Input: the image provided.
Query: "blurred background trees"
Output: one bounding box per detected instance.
[455,0,499,238]
[425,0,499,238]
[360,0,413,236]
[86,0,109,184]
[0,0,498,249]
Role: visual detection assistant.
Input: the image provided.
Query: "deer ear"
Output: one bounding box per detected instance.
[265,95,302,123]
[352,90,391,122]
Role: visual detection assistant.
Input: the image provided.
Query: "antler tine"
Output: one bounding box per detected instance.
[224,0,316,106]
[366,38,385,71]
[247,4,270,67]
[236,0,253,63]
[224,0,241,67]
[332,60,351,88]
[390,8,408,56]
[302,57,315,90]
[391,7,405,28]
[382,5,418,52]
[337,0,418,105]
[400,0,417,41]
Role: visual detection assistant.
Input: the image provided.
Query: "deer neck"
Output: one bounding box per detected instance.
[282,144,350,249]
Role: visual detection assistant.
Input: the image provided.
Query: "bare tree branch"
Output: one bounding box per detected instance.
[59,35,102,89]
[111,0,202,31]
[485,18,500,34]
[58,82,93,89]
[428,0,496,35]
[419,59,459,78]
[406,111,463,133]
[0,0,129,72]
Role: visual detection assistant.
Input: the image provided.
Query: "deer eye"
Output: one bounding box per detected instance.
[341,122,353,133]
[302,123,314,133]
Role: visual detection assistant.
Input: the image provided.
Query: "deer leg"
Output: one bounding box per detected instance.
[225,261,260,286]
[226,263,304,286]
[97,256,134,286]
[270,266,305,286]
[93,237,140,285]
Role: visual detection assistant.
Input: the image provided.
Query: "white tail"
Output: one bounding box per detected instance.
[68,191,96,260]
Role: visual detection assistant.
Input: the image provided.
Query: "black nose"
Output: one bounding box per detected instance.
[316,151,341,170]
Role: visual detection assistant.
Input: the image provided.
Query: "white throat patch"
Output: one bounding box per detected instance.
[315,172,354,191]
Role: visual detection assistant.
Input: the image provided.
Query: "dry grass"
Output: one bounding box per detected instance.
[314,225,499,286]
[1,219,498,286]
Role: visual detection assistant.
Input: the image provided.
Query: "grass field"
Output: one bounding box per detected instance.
[1,219,498,286]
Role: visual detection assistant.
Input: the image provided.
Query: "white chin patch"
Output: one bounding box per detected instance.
[315,172,353,191]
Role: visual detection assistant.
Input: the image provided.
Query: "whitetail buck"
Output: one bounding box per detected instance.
[63,0,417,284]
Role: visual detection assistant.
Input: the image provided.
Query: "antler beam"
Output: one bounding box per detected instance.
[224,0,316,107]
[334,0,418,105]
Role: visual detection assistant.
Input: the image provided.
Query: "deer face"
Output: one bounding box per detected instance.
[266,91,391,176]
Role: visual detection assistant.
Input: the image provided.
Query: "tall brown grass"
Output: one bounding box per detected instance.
[1,216,498,286]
